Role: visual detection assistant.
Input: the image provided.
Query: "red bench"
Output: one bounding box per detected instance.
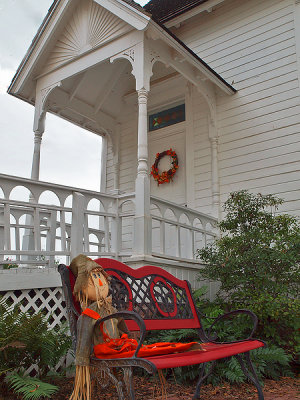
[59,258,265,399]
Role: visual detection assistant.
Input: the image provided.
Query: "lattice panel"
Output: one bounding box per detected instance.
[1,287,67,329]
[0,287,69,375]
[109,270,194,320]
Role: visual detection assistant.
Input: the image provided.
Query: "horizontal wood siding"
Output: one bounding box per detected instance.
[176,0,300,216]
[119,116,137,194]
[119,116,137,252]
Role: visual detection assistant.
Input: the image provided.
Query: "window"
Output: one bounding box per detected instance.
[149,104,185,132]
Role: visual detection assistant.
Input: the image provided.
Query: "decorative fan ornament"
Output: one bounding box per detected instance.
[46,0,130,71]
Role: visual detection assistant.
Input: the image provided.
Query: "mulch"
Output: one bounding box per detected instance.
[1,375,299,399]
[55,375,299,400]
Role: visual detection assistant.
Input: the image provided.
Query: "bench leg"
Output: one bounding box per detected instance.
[192,361,215,400]
[123,367,135,400]
[235,352,264,400]
[104,366,126,400]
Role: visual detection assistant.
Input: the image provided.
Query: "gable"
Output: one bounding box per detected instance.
[44,0,133,73]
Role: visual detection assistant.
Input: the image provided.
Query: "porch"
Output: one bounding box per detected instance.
[0,173,218,311]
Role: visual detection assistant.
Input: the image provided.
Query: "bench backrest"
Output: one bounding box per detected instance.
[95,258,201,332]
[59,258,202,344]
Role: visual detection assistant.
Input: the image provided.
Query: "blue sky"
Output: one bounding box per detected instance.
[0,0,148,191]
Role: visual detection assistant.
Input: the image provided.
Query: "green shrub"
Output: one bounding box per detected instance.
[0,297,72,398]
[197,191,300,353]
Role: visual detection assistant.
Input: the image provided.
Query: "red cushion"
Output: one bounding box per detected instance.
[144,340,265,369]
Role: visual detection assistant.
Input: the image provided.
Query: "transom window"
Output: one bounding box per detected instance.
[149,104,185,132]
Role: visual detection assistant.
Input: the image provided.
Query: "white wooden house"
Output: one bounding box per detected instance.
[1,0,300,321]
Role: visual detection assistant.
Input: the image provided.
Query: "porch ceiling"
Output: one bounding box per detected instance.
[45,58,183,135]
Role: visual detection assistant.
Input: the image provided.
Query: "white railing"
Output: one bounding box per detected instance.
[0,174,217,268]
[150,196,218,261]
[0,174,135,267]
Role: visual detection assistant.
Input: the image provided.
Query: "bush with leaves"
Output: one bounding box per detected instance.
[0,297,72,399]
[197,191,300,353]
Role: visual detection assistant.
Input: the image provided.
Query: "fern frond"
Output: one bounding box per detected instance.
[6,373,59,400]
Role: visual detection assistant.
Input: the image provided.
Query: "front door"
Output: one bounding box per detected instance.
[149,122,186,205]
[149,123,186,257]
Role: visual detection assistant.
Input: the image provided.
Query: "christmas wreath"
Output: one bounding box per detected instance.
[151,148,179,185]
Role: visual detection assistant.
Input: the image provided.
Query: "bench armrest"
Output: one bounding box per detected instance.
[205,309,258,343]
[94,311,147,358]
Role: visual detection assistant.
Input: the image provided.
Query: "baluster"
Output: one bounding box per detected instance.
[15,218,20,261]
[191,229,195,259]
[46,210,57,267]
[111,200,121,258]
[60,210,67,252]
[176,223,180,258]
[83,213,89,252]
[104,216,110,253]
[160,220,165,255]
[3,203,11,251]
[70,192,85,259]
[34,206,41,252]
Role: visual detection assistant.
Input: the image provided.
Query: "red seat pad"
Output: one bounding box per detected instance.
[144,340,265,369]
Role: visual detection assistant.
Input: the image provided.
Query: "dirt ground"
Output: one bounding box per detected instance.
[1,375,299,399]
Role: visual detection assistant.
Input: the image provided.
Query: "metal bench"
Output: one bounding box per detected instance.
[58,257,265,399]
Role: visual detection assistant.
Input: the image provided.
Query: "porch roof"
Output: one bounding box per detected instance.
[7,0,235,138]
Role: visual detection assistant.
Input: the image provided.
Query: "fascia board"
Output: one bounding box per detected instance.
[165,0,226,28]
[148,20,236,95]
[94,0,150,30]
[8,0,71,95]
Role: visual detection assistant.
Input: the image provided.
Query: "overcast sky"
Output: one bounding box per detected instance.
[0,0,148,191]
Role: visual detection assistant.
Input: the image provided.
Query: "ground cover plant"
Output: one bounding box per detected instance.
[0,297,72,399]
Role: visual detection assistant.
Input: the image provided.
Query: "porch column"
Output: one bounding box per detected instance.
[133,88,152,256]
[209,116,220,220]
[31,131,43,180]
[22,97,46,260]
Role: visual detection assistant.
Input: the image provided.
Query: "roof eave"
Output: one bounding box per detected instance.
[163,0,226,28]
[7,0,151,97]
[7,0,62,96]
[148,19,236,95]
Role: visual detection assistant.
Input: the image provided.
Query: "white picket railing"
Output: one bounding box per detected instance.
[0,174,217,268]
[0,174,135,267]
[150,196,217,261]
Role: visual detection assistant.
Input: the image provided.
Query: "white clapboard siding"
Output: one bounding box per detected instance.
[218,73,299,110]
[174,0,300,215]
[221,127,300,157]
[119,116,137,194]
[192,90,213,213]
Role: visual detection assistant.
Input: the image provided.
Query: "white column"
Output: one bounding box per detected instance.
[133,88,152,256]
[210,136,220,219]
[31,131,43,180]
